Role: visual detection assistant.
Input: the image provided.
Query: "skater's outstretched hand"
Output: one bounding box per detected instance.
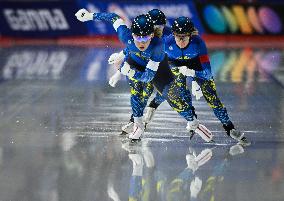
[192,81,203,100]
[108,51,125,64]
[75,8,94,22]
[120,62,135,77]
[109,71,122,87]
[179,66,195,77]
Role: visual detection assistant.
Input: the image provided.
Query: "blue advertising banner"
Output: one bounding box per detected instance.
[76,0,204,35]
[0,0,204,37]
[0,1,88,37]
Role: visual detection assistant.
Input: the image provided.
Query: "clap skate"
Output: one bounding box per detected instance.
[223,123,251,146]
[121,115,134,135]
[187,118,214,143]
[129,122,144,143]
[229,129,251,146]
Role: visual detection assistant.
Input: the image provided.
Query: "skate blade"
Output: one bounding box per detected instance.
[237,140,251,147]
[209,139,215,143]
[130,138,141,144]
[189,131,195,140]
[120,130,129,136]
[144,123,148,130]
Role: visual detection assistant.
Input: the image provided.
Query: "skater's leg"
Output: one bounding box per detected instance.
[195,77,230,125]
[145,68,190,124]
[162,79,213,142]
[129,78,146,118]
[195,77,250,145]
[121,78,144,134]
[144,92,165,125]
[142,82,159,126]
[142,81,154,103]
[127,78,146,140]
[163,79,194,121]
[148,92,165,108]
[173,68,192,105]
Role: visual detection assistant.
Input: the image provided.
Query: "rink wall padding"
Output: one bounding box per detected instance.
[1,35,284,49]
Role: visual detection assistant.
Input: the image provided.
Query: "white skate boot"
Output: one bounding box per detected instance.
[143,107,156,129]
[129,117,144,143]
[121,116,134,135]
[229,129,251,146]
[223,123,251,146]
[121,121,134,135]
[186,118,213,142]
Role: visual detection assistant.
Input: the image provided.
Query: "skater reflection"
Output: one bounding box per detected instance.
[198,144,245,201]
[112,140,247,201]
[166,147,213,201]
[120,140,156,201]
[167,144,246,201]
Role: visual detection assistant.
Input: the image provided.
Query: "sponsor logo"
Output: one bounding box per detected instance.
[201,5,282,34]
[123,4,193,19]
[3,8,69,31]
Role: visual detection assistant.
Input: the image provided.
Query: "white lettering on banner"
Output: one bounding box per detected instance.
[3,8,69,31]
[3,51,68,79]
[124,4,192,18]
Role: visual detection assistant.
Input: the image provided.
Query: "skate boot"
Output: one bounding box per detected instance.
[143,107,156,129]
[121,115,134,135]
[186,118,199,137]
[230,129,251,146]
[223,123,251,146]
[187,118,213,142]
[129,117,144,143]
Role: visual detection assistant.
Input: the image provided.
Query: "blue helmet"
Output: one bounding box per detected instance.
[171,16,195,34]
[131,14,154,36]
[148,9,166,26]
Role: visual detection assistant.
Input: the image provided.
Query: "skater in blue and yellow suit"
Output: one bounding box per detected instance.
[144,17,250,145]
[75,9,212,142]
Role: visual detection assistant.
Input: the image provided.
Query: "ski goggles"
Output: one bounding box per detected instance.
[133,34,152,43]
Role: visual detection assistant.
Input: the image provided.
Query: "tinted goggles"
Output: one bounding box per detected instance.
[133,35,152,43]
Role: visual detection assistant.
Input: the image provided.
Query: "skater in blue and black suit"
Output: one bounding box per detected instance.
[75,9,213,142]
[143,17,250,146]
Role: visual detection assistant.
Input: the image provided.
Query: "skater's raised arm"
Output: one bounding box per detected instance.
[75,9,131,44]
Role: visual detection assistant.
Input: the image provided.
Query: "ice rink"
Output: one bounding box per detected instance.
[0,44,283,201]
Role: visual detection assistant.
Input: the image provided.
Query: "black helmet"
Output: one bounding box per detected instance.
[148,9,166,25]
[131,14,154,36]
[171,16,195,34]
